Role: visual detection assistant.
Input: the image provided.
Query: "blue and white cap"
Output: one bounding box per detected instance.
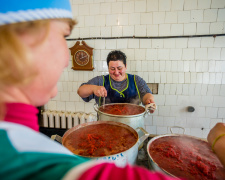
[0,0,73,26]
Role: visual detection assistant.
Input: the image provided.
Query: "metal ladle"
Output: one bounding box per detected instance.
[103,96,105,109]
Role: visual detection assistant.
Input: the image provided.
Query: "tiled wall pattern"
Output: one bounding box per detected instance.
[46,0,225,139]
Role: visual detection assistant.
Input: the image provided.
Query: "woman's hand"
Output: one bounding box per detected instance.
[77,85,107,98]
[93,86,107,97]
[143,93,156,114]
[207,123,225,167]
[145,98,155,105]
[207,123,225,146]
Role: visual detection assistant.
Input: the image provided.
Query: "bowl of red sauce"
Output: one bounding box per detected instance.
[147,134,225,180]
[62,121,149,167]
[98,103,145,116]
[94,103,148,130]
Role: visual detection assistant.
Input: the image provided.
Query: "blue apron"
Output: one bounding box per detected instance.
[100,74,140,105]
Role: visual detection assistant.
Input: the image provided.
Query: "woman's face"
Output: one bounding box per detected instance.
[108,60,127,81]
[21,20,71,106]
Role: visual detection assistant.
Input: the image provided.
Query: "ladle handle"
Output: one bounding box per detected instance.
[93,103,99,113]
[51,134,62,144]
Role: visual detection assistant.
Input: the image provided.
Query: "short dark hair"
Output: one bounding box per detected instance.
[106,50,127,67]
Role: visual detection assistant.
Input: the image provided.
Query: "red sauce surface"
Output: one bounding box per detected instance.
[63,124,137,157]
[149,136,225,180]
[99,104,145,115]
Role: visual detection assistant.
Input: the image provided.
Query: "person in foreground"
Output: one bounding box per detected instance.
[207,122,225,167]
[0,1,177,179]
[77,50,156,113]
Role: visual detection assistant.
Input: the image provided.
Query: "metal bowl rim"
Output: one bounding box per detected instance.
[97,103,146,117]
[146,134,208,177]
[62,121,139,158]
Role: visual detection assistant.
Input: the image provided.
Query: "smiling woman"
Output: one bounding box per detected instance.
[77,50,156,112]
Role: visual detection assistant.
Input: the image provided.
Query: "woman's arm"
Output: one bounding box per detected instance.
[77,85,107,98]
[77,76,107,98]
[134,75,154,105]
[207,123,225,167]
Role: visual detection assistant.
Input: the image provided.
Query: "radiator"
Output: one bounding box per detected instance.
[40,110,97,129]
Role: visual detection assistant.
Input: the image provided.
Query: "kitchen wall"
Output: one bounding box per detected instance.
[46,0,225,138]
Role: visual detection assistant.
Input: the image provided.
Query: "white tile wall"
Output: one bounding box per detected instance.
[184,0,197,10]
[135,25,147,36]
[218,9,225,22]
[147,0,158,12]
[153,12,165,24]
[171,0,184,11]
[191,10,204,23]
[204,9,218,22]
[46,0,225,139]
[159,24,171,36]
[171,24,183,36]
[123,1,134,14]
[147,25,158,36]
[210,22,224,34]
[184,23,197,35]
[211,0,225,9]
[135,1,146,13]
[197,23,210,34]
[198,0,211,9]
[178,11,190,23]
[141,13,153,25]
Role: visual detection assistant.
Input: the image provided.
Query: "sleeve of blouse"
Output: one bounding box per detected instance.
[76,163,181,180]
[79,76,104,102]
[135,75,152,100]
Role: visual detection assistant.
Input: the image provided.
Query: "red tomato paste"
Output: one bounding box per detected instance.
[99,104,145,115]
[63,124,137,157]
[149,136,225,180]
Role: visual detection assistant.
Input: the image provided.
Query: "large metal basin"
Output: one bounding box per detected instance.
[61,121,149,167]
[147,133,225,179]
[94,103,148,130]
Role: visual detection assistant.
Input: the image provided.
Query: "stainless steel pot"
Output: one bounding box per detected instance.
[147,134,187,176]
[147,133,209,177]
[94,103,149,130]
[57,121,149,167]
[147,127,191,176]
[147,127,225,179]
